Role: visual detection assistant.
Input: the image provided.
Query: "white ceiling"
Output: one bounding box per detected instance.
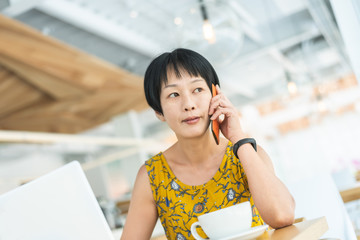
[0,0,355,189]
[2,0,351,101]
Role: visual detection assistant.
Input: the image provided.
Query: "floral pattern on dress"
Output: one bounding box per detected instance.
[145,142,264,240]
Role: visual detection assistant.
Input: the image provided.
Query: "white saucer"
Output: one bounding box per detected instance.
[217,225,268,240]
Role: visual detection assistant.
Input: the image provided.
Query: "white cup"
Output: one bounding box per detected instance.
[190,201,252,240]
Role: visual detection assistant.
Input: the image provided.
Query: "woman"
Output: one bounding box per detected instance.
[121,48,295,240]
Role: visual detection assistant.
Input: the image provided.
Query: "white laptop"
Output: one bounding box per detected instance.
[0,161,115,240]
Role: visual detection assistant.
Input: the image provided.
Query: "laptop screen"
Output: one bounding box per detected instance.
[0,161,114,240]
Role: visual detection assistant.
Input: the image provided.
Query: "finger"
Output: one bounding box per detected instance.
[209,96,226,115]
[210,105,230,120]
[208,101,216,115]
[209,95,221,114]
[211,102,239,120]
[211,94,222,103]
[216,84,222,94]
[215,93,233,110]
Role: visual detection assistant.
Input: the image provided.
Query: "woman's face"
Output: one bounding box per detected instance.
[156,69,212,140]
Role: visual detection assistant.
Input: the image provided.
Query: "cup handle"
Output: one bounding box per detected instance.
[190,221,207,240]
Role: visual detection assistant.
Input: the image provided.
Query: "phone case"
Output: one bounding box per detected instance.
[211,84,219,145]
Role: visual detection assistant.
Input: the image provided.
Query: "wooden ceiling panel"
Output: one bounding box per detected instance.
[0,15,147,133]
[0,112,94,133]
[0,66,46,118]
[0,15,142,90]
[0,56,90,99]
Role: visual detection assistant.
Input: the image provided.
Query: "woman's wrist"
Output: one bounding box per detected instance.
[233,138,257,159]
[229,133,248,144]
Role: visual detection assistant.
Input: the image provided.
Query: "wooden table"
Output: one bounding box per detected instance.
[149,217,329,240]
[256,216,328,240]
[340,184,360,203]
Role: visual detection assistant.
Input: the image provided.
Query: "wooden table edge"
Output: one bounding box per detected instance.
[257,216,328,240]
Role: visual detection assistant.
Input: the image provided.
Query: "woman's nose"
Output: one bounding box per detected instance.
[185,106,195,111]
[183,95,196,111]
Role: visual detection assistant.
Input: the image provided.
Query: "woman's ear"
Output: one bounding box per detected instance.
[155,111,166,122]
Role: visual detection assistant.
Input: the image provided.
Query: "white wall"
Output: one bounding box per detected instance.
[331,0,360,84]
[0,153,64,195]
[267,111,360,184]
[263,111,360,239]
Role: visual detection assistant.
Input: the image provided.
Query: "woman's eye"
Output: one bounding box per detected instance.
[194,88,203,93]
[169,92,179,98]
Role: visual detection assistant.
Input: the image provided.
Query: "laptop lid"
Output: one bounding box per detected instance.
[0,161,114,240]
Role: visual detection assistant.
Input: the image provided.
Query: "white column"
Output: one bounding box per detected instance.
[331,0,360,84]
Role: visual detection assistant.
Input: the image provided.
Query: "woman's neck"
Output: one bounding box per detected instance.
[170,130,226,166]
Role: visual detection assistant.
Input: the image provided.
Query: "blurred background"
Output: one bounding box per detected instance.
[1,0,360,239]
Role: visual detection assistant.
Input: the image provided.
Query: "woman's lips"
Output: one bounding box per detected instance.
[183,117,200,124]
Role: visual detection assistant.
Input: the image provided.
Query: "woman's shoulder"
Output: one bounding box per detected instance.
[144,152,167,181]
[145,152,163,165]
[136,164,148,180]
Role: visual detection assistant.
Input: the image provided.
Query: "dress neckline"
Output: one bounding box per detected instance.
[159,141,231,189]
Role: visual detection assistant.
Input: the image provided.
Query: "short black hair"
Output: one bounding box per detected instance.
[144,48,220,114]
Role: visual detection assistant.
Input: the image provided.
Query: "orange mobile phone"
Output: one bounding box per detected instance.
[211,84,219,145]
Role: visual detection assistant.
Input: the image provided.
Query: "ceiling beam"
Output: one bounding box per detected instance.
[0,130,156,146]
[232,28,322,67]
[305,0,349,68]
[228,0,262,43]
[1,0,44,16]
[268,47,303,73]
[228,0,258,26]
[0,0,10,10]
[240,22,262,43]
[36,0,162,57]
[81,147,139,171]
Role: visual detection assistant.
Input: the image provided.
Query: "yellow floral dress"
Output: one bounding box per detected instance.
[145,142,264,240]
